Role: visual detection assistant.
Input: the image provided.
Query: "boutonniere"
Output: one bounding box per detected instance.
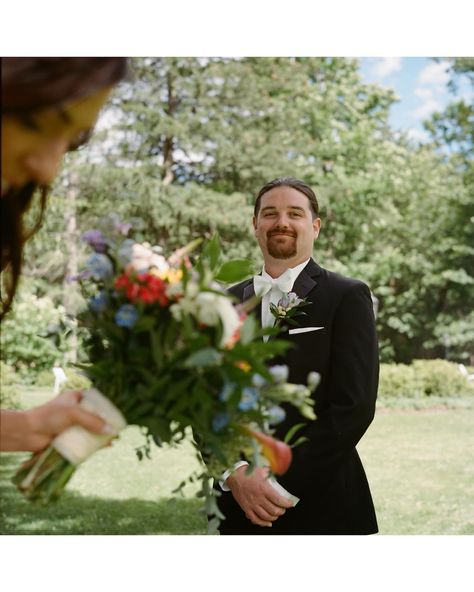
[270,292,310,327]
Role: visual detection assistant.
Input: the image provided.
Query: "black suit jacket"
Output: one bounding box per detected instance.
[217,258,379,534]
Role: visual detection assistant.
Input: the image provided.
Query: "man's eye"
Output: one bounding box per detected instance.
[68,128,93,151]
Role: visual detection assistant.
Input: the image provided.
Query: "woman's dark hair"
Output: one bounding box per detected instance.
[254,177,319,219]
[1,57,127,320]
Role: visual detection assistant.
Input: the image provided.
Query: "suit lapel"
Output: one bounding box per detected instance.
[291,258,320,300]
[242,280,262,325]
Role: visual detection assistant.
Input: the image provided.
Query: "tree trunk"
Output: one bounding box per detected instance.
[162,70,175,186]
[63,171,79,364]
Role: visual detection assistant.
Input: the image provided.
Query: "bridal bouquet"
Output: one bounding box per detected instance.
[13,218,317,532]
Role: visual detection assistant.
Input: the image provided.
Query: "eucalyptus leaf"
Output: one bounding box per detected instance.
[215,259,255,284]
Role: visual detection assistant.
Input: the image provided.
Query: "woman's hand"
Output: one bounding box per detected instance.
[1,391,112,452]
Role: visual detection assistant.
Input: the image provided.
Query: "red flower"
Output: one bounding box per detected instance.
[115,272,169,306]
[114,273,132,291]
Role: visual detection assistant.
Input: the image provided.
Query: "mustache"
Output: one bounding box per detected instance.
[267,228,297,238]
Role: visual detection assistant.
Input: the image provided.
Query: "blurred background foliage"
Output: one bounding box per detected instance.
[2,57,473,382]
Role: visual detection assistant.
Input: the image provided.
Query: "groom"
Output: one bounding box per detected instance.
[217,177,379,534]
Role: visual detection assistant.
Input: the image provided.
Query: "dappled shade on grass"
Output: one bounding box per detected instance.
[1,454,206,535]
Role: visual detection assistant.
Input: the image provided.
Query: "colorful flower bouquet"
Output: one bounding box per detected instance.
[13,219,318,532]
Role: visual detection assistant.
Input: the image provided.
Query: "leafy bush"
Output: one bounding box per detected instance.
[34,368,91,391]
[1,293,69,381]
[378,359,474,400]
[0,362,20,409]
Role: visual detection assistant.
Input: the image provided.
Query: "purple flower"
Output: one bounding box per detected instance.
[89,292,108,313]
[277,292,304,310]
[85,253,113,280]
[115,304,138,328]
[212,412,231,433]
[115,221,132,236]
[82,230,108,253]
[238,387,259,411]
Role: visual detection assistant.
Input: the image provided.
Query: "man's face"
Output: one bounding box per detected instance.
[253,186,320,264]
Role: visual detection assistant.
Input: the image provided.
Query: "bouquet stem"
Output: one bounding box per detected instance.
[12,447,75,504]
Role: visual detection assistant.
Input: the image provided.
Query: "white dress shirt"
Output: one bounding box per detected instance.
[256,259,310,339]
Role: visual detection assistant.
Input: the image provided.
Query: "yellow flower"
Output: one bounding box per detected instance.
[153,268,183,284]
[235,360,251,373]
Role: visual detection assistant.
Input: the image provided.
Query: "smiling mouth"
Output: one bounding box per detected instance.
[268,232,296,238]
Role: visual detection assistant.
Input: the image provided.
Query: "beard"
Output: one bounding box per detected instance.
[266,231,297,259]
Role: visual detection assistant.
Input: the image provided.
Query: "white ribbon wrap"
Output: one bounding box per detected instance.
[52,388,127,466]
[268,477,300,506]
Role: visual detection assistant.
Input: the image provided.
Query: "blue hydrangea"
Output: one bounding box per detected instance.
[269,364,289,383]
[115,304,139,328]
[238,387,259,411]
[252,373,267,388]
[212,412,231,433]
[89,291,108,313]
[85,253,113,280]
[218,382,236,402]
[267,405,286,425]
[117,239,135,267]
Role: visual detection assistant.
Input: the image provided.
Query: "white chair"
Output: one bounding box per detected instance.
[52,366,68,394]
[458,364,474,382]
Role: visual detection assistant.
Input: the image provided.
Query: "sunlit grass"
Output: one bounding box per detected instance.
[1,387,473,534]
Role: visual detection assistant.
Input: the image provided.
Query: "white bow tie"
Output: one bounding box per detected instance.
[254,269,294,297]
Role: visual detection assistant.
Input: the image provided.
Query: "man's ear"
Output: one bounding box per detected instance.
[252,216,257,234]
[313,217,321,239]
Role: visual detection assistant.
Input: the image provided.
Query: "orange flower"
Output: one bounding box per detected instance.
[234,360,251,372]
[239,425,292,475]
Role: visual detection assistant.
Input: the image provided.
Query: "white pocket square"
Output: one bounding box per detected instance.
[288,326,325,335]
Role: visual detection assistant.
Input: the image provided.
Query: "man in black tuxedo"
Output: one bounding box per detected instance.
[217,177,379,535]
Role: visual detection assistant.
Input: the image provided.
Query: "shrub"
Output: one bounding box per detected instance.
[0,362,20,409]
[379,359,474,400]
[1,293,69,381]
[34,368,91,392]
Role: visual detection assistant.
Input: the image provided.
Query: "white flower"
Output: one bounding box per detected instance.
[126,242,169,273]
[307,371,321,390]
[195,292,241,347]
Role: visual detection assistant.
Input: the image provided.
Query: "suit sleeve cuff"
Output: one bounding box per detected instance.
[219,461,249,491]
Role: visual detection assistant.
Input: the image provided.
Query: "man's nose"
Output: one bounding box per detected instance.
[23,138,69,186]
[274,213,290,227]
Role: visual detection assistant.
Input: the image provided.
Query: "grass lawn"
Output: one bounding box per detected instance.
[1,387,473,534]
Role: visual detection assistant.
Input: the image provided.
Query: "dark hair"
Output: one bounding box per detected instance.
[1,57,128,320]
[254,177,319,219]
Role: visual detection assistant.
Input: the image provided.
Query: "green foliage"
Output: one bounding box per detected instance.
[34,367,91,391]
[8,57,473,366]
[0,362,20,409]
[2,390,473,534]
[378,359,474,400]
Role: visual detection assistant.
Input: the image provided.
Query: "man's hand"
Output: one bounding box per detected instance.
[226,465,294,527]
